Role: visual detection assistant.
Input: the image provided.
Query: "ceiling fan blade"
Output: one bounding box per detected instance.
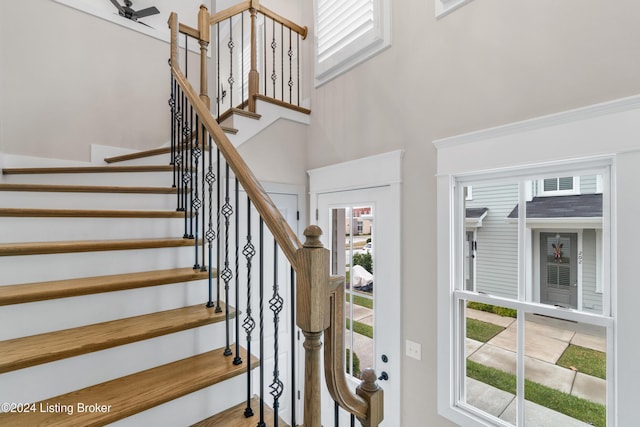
[134,6,160,19]
[109,0,125,14]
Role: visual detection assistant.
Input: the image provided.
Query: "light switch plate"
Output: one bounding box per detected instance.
[405,339,422,360]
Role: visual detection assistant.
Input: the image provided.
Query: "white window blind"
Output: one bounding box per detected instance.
[314,0,390,86]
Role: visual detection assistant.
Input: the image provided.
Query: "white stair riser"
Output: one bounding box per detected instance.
[0,246,207,285]
[0,324,236,404]
[0,172,175,187]
[0,217,186,243]
[0,191,178,210]
[111,373,248,427]
[0,280,226,340]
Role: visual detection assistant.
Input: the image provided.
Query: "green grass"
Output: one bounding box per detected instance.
[467,302,517,318]
[350,294,373,309]
[557,344,606,379]
[345,318,374,338]
[467,360,606,427]
[466,318,504,343]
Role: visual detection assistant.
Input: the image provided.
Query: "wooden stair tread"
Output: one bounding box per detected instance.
[0,267,212,306]
[0,237,199,257]
[103,137,234,164]
[0,183,177,194]
[192,396,289,427]
[0,347,257,427]
[0,207,187,218]
[2,165,174,175]
[254,94,311,115]
[218,108,262,123]
[0,303,231,374]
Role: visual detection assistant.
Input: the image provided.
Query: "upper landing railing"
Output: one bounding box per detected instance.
[167,4,383,427]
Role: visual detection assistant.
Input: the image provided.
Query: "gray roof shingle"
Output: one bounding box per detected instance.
[508,194,602,219]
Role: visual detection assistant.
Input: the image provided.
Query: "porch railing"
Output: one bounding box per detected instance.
[168,5,382,426]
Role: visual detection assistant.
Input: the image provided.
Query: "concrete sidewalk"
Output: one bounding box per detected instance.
[465,308,607,425]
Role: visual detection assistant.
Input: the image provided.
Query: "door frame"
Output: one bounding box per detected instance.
[308,150,402,426]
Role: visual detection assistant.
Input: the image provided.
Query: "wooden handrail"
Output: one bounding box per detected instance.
[324,276,384,427]
[209,0,308,39]
[168,12,302,266]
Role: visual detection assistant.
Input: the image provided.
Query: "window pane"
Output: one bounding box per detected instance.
[523,316,607,426]
[330,206,374,379]
[463,300,518,425]
[544,178,558,192]
[558,176,574,191]
[464,181,519,299]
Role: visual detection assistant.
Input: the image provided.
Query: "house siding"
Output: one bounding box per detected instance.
[582,229,603,314]
[467,183,519,299]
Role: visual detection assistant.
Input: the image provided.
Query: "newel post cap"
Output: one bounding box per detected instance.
[303,225,324,248]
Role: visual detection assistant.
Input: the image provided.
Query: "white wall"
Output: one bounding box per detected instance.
[0,0,198,161]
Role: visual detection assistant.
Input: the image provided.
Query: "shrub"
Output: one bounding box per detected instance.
[346,349,361,377]
[467,302,517,318]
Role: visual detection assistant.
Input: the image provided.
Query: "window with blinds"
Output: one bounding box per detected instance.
[314,0,390,86]
[540,176,580,195]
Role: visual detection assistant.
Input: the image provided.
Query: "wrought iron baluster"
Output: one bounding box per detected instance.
[242,197,256,417]
[263,15,267,96]
[271,18,277,99]
[168,72,176,189]
[192,116,201,269]
[205,136,216,308]
[351,413,355,427]
[335,401,340,427]
[288,29,293,104]
[290,266,296,427]
[228,16,235,110]
[258,218,266,427]
[241,11,245,109]
[233,177,242,365]
[181,102,192,238]
[222,163,234,356]
[280,23,283,101]
[187,105,195,240]
[269,240,284,426]
[216,148,222,313]
[297,34,300,106]
[216,23,221,120]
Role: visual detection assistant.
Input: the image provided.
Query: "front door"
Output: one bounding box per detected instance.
[316,186,401,426]
[540,233,578,308]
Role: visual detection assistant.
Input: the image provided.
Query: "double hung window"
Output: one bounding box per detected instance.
[442,159,613,427]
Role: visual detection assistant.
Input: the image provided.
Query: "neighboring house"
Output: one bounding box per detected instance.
[466,175,603,313]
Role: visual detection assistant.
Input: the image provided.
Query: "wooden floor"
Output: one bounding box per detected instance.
[192,396,290,427]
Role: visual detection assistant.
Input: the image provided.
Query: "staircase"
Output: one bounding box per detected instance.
[0,149,279,426]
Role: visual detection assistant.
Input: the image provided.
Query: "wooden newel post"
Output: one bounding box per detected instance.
[296,225,330,427]
[248,2,260,113]
[198,5,210,109]
[356,368,384,427]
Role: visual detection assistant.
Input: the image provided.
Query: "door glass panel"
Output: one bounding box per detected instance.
[330,206,374,379]
[524,317,607,426]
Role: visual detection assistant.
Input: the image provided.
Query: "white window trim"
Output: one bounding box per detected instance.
[313,0,391,86]
[538,176,581,196]
[435,0,474,19]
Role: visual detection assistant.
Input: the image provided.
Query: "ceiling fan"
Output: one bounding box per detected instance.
[109,0,159,22]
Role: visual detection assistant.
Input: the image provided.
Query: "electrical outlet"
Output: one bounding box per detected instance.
[405,339,422,360]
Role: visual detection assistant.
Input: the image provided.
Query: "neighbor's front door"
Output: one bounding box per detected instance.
[540,232,578,308]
